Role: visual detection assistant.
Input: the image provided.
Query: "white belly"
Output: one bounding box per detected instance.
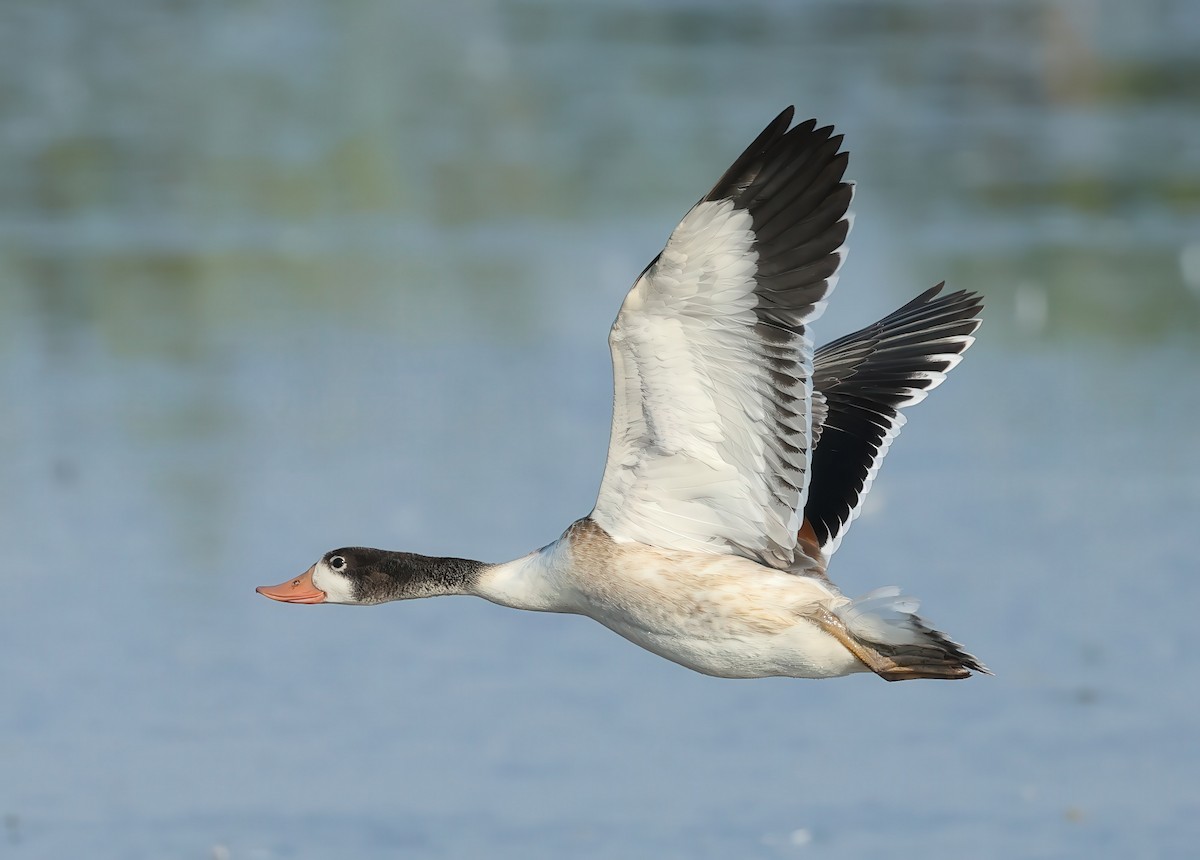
[474,520,869,679]
[593,604,866,679]
[566,544,866,679]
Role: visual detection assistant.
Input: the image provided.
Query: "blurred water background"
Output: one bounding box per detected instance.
[2,1,1199,857]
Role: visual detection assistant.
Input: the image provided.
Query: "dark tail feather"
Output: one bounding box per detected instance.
[835,588,990,682]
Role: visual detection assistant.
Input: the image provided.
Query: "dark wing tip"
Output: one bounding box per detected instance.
[702,109,844,206]
[804,286,985,551]
[699,108,796,203]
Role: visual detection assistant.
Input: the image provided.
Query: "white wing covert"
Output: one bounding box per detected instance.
[590,108,853,569]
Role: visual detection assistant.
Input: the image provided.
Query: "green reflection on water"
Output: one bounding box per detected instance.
[944,245,1200,341]
[974,175,1200,214]
[2,0,1198,358]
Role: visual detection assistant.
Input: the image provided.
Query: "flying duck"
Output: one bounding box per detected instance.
[258,107,988,681]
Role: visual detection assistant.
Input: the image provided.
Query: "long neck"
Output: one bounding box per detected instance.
[373,551,488,600]
[471,548,570,612]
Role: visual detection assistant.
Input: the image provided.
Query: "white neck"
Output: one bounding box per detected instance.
[472,542,575,613]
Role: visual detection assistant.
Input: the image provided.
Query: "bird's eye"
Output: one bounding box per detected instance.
[329,556,346,571]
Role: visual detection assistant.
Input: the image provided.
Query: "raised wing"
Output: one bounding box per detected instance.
[800,285,983,565]
[590,108,853,569]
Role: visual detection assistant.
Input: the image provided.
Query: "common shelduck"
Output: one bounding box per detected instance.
[259,108,987,681]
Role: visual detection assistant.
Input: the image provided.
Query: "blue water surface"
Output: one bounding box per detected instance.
[2,1,1199,858]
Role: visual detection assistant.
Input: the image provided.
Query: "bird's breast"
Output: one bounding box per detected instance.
[560,519,853,678]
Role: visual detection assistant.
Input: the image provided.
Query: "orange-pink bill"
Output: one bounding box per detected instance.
[256,566,326,604]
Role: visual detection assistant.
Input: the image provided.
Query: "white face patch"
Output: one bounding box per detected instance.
[311,559,358,604]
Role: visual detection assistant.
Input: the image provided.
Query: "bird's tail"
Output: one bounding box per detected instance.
[834,587,989,681]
